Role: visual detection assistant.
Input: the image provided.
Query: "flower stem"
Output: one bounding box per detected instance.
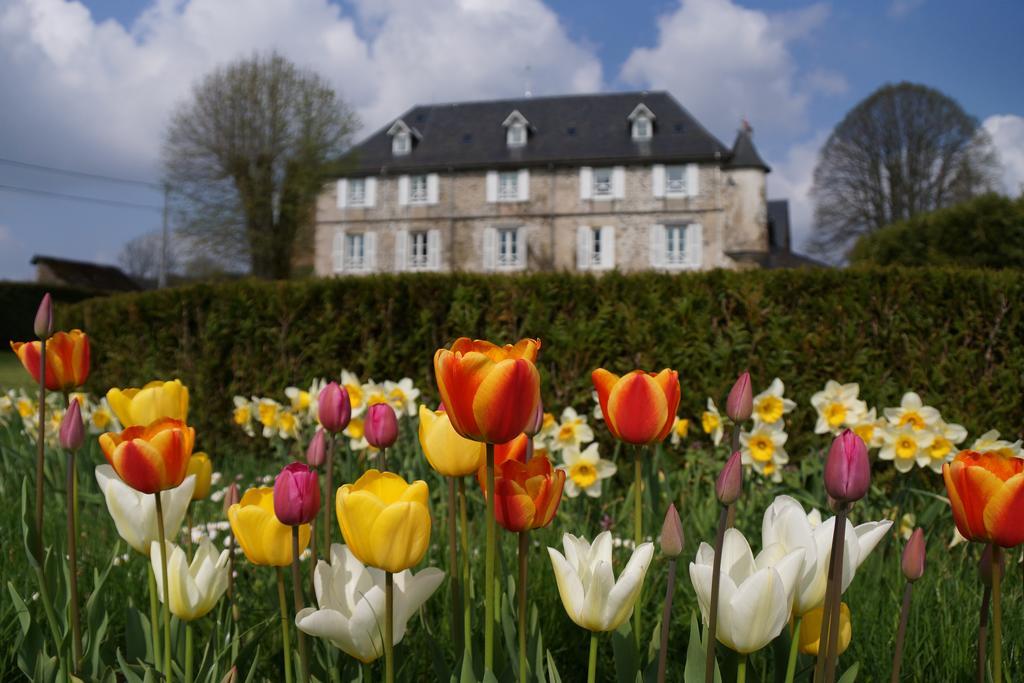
[656,557,677,683]
[385,571,395,683]
[277,567,294,683]
[147,562,162,665]
[34,338,46,563]
[459,477,471,653]
[821,506,848,683]
[185,621,194,683]
[227,532,239,666]
[291,527,310,683]
[785,617,802,683]
[485,443,496,674]
[737,655,747,683]
[324,433,334,552]
[154,492,172,678]
[65,448,82,672]
[587,631,599,683]
[381,446,388,472]
[518,530,529,683]
[991,544,1002,683]
[633,448,643,650]
[977,582,991,683]
[889,583,913,682]
[705,505,728,683]
[186,507,194,560]
[448,476,464,655]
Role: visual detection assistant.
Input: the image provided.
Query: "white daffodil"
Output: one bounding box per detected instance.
[296,544,444,663]
[559,443,616,498]
[591,390,603,421]
[533,411,559,452]
[384,378,420,417]
[752,378,796,426]
[306,377,327,420]
[689,528,804,653]
[670,417,690,446]
[810,381,867,435]
[276,409,301,440]
[344,416,370,451]
[95,465,196,554]
[0,392,13,425]
[361,380,389,412]
[15,392,36,420]
[548,531,654,633]
[761,495,892,616]
[879,425,935,473]
[702,398,724,446]
[232,396,255,437]
[884,392,941,431]
[255,398,281,438]
[285,386,313,414]
[971,429,1023,458]
[740,421,789,482]
[923,421,969,472]
[86,396,120,434]
[150,538,229,621]
[850,408,886,450]
[340,370,367,417]
[551,407,594,452]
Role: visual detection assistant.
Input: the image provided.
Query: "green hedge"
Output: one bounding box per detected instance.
[2,281,99,350]
[59,268,1024,456]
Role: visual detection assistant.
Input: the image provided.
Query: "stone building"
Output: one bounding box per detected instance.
[314,91,812,276]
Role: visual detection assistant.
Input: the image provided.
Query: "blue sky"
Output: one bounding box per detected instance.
[1,0,1022,280]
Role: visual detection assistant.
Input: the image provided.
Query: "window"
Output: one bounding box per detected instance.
[577,225,615,270]
[348,178,366,206]
[497,228,519,268]
[665,165,687,195]
[632,116,651,140]
[593,168,613,197]
[392,132,410,156]
[665,225,688,267]
[409,231,429,270]
[346,233,367,271]
[409,174,428,204]
[498,172,519,201]
[507,124,526,147]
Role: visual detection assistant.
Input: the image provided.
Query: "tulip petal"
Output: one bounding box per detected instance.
[984,472,1024,547]
[368,501,431,573]
[581,559,615,630]
[606,372,668,444]
[337,489,385,567]
[724,567,788,654]
[471,358,540,444]
[602,542,654,631]
[548,547,585,627]
[949,461,1003,541]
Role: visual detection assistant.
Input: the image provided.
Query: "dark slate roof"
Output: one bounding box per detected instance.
[31,255,141,292]
[342,91,733,175]
[767,199,791,252]
[725,129,770,172]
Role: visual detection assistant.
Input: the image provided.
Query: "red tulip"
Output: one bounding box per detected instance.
[365,403,399,449]
[306,428,327,467]
[11,329,90,391]
[318,382,351,433]
[98,418,195,494]
[591,368,680,445]
[476,433,530,492]
[943,450,1024,547]
[824,429,871,503]
[274,462,321,526]
[493,455,565,532]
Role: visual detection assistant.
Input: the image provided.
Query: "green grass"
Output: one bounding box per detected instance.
[0,352,33,391]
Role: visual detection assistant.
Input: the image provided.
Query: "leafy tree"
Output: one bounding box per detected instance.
[849,193,1024,268]
[163,52,357,279]
[810,82,999,257]
[118,230,180,282]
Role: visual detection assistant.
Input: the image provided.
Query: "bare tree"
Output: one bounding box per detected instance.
[119,230,180,281]
[163,52,357,279]
[810,82,999,257]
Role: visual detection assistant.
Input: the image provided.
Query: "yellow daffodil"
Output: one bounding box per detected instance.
[276,410,301,440]
[107,379,189,428]
[228,487,311,566]
[256,398,281,438]
[232,396,255,436]
[551,407,594,452]
[970,429,1023,458]
[752,378,796,426]
[879,425,934,473]
[559,443,616,498]
[850,408,886,449]
[385,378,420,417]
[884,392,940,431]
[285,386,312,413]
[345,416,370,451]
[418,405,485,477]
[533,411,558,451]
[670,417,690,446]
[16,395,37,418]
[925,421,968,470]
[810,380,867,435]
[740,421,789,482]
[341,370,366,416]
[701,398,724,446]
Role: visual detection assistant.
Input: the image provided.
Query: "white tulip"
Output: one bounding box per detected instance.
[295,544,444,663]
[547,531,654,633]
[761,495,892,615]
[150,539,229,621]
[689,528,805,654]
[95,464,195,554]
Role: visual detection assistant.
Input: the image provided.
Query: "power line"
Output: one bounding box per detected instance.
[0,156,162,189]
[0,182,163,212]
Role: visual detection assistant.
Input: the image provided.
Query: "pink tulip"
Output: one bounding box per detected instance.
[660,503,684,557]
[901,528,926,582]
[34,293,53,339]
[222,482,240,516]
[59,399,84,451]
[318,382,351,433]
[725,371,753,422]
[824,429,870,503]
[523,399,545,437]
[273,462,321,526]
[365,403,398,449]
[716,451,743,505]
[306,428,327,468]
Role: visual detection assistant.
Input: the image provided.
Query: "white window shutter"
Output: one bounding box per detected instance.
[364,178,376,207]
[427,173,439,204]
[337,180,348,209]
[600,225,615,269]
[652,165,665,198]
[576,226,591,270]
[398,176,409,206]
[579,167,592,200]
[332,229,346,273]
[687,164,699,198]
[612,166,626,199]
[649,224,666,268]
[427,229,441,270]
[517,169,530,201]
[394,230,408,271]
[516,227,527,269]
[687,223,703,268]
[365,232,377,271]
[486,171,498,202]
[482,227,496,271]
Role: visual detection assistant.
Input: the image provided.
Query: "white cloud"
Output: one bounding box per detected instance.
[888,0,925,19]
[765,130,829,252]
[983,114,1024,197]
[620,0,834,141]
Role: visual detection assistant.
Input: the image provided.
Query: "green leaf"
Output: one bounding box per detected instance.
[837,661,859,683]
[459,647,477,683]
[683,612,721,683]
[545,650,563,683]
[612,623,639,683]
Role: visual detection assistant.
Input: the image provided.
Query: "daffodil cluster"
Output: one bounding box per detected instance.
[1,388,121,446]
[534,406,616,498]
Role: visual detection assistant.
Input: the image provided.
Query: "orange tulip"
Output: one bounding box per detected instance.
[10,329,90,391]
[433,338,541,444]
[943,450,1024,548]
[493,455,565,532]
[99,418,195,494]
[591,368,680,445]
[476,433,530,492]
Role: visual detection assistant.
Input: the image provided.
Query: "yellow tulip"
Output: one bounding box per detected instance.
[227,487,311,566]
[799,602,851,656]
[336,470,431,573]
[418,405,485,477]
[107,379,189,427]
[186,452,212,500]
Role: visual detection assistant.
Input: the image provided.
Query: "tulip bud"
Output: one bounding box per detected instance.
[365,403,399,449]
[34,293,53,339]
[186,452,213,500]
[59,399,84,451]
[901,528,926,582]
[659,503,684,557]
[523,399,545,437]
[716,451,743,505]
[306,428,328,468]
[318,382,351,434]
[725,371,753,422]
[979,544,1004,588]
[222,482,240,516]
[824,429,871,503]
[273,462,321,526]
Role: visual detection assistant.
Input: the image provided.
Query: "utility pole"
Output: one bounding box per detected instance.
[158,183,169,288]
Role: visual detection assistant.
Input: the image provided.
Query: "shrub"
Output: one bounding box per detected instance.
[60,268,1024,456]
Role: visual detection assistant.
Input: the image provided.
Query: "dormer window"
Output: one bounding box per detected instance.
[628,103,656,141]
[502,110,529,148]
[387,119,417,156]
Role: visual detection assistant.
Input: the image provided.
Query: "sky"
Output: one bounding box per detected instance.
[1,0,1023,280]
